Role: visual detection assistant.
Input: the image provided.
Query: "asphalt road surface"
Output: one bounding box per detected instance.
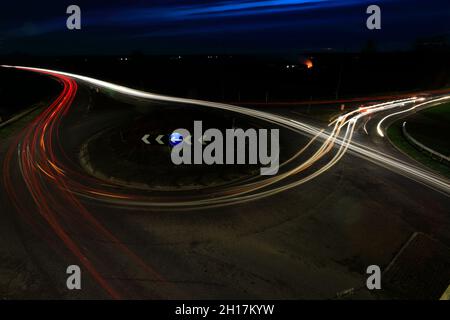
[0,65,449,299]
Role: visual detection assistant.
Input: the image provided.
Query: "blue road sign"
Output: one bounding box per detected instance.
[169,132,183,146]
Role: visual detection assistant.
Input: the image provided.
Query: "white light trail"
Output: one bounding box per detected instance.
[376,96,450,137]
[3,65,448,210]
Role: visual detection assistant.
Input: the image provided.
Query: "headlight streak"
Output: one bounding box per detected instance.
[2,69,179,299]
[376,96,450,137]
[2,65,448,212]
[2,65,449,298]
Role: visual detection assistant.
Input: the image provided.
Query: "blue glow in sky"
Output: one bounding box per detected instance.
[1,0,449,54]
[164,0,334,17]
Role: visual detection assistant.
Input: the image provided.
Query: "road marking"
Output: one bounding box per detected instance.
[155,134,164,145]
[141,134,151,144]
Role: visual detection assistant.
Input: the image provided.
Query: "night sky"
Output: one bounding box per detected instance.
[1,0,449,55]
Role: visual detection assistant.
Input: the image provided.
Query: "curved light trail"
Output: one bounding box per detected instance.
[376,96,450,137]
[1,65,449,297]
[2,65,449,210]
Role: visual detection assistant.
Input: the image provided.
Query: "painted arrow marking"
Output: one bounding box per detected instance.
[155,134,165,145]
[143,134,209,146]
[185,135,192,145]
[141,134,151,144]
[198,135,208,145]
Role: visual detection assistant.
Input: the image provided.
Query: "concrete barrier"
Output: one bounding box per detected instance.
[402,122,450,166]
[0,105,41,129]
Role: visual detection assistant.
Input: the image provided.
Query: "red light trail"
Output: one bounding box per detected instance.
[3,69,171,299]
[2,65,448,298]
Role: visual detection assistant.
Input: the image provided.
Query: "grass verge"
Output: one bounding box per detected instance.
[387,120,450,179]
[405,102,450,156]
